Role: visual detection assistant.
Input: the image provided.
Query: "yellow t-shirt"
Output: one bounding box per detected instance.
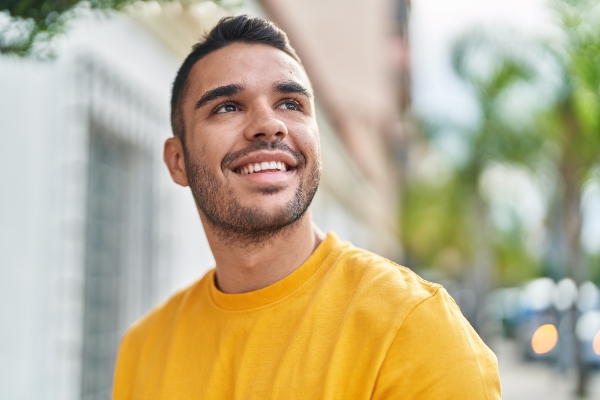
[113,233,501,399]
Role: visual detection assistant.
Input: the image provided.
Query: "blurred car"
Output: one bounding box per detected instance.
[490,278,600,366]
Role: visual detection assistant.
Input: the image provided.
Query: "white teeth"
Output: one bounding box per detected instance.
[238,161,290,174]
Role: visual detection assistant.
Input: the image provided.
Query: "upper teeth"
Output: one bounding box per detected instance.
[238,161,288,174]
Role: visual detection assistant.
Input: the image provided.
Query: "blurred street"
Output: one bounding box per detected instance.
[496,339,600,399]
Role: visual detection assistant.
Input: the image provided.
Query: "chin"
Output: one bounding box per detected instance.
[240,196,297,217]
[244,185,296,203]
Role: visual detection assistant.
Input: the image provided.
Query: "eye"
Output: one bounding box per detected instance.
[277,100,301,111]
[213,102,240,114]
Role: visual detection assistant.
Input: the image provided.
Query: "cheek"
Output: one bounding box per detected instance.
[183,137,208,167]
[187,126,233,167]
[293,124,320,160]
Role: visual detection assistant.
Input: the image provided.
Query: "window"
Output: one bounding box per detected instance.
[80,122,154,400]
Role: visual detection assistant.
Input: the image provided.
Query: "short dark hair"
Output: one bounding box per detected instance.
[170,15,301,142]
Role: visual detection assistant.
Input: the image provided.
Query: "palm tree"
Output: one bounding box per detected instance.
[538,0,600,395]
[408,28,545,335]
[426,0,600,395]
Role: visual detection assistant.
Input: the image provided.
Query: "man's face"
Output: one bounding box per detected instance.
[179,43,321,242]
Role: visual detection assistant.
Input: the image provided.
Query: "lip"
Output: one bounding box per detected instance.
[227,150,299,172]
[233,168,294,185]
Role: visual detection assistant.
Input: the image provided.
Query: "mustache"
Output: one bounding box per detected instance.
[221,140,306,170]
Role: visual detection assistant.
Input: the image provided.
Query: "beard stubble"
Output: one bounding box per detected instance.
[184,140,321,246]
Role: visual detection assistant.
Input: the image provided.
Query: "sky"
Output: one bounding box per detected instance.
[410,0,552,124]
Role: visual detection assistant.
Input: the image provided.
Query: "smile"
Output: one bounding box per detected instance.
[235,161,290,174]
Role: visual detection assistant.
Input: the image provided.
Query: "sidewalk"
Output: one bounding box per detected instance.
[495,339,600,399]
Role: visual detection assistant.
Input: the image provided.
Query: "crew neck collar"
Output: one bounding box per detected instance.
[208,232,341,311]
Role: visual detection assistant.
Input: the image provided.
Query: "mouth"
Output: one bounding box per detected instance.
[234,160,293,174]
[228,150,300,177]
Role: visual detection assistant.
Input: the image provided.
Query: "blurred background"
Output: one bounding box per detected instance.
[1,0,600,398]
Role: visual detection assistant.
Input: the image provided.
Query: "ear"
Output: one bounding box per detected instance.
[163,136,189,187]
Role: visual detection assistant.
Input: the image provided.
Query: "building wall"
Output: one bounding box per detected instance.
[0,60,60,400]
[0,14,214,400]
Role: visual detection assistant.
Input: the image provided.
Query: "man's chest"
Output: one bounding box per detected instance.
[132,305,394,400]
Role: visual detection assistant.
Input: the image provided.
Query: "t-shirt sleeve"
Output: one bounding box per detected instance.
[372,287,501,400]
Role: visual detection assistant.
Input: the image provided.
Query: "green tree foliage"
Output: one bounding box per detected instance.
[1,0,125,55]
[536,0,600,284]
[403,29,545,286]
[537,4,600,391]
[0,0,227,55]
[401,173,472,275]
[405,0,600,394]
[406,0,600,279]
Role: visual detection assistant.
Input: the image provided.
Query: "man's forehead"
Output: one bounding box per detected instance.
[187,43,311,94]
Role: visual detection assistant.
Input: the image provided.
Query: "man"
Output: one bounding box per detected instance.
[113,15,501,399]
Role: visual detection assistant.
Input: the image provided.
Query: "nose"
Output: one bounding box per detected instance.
[243,104,288,141]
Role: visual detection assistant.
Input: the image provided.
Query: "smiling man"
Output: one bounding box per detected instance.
[112,15,501,399]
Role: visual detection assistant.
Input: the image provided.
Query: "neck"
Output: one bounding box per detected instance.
[201,210,325,294]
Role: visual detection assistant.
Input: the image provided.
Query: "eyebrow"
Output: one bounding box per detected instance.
[273,80,312,98]
[194,84,243,109]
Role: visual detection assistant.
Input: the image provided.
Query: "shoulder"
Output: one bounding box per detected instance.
[113,274,209,398]
[372,286,501,399]
[119,271,210,350]
[323,239,500,398]
[328,240,442,322]
[332,243,494,362]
